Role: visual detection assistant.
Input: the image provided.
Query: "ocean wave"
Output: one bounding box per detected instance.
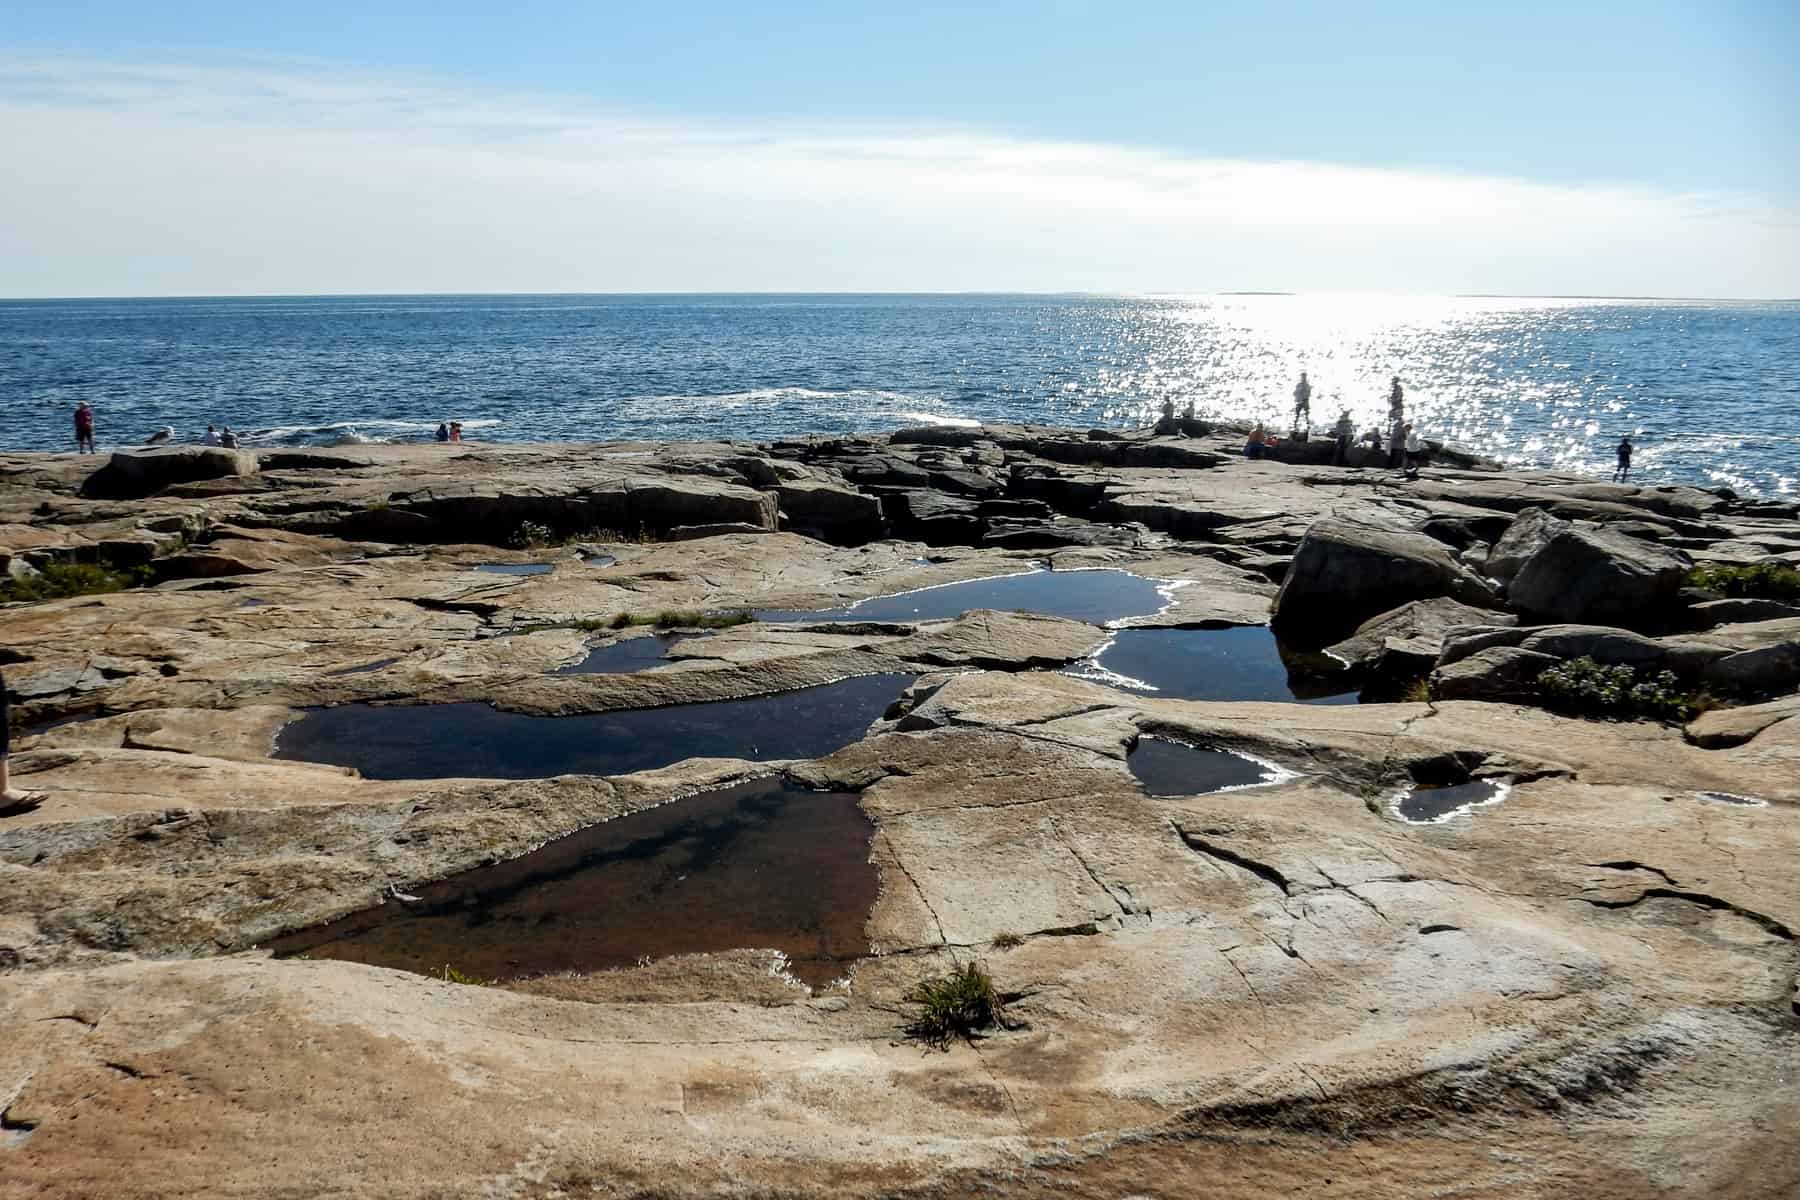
[241,418,504,447]
[892,410,982,428]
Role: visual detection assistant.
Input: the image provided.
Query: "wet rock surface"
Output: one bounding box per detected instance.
[2,428,1798,1199]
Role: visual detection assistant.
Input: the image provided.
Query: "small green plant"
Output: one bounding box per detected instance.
[1536,656,1695,723]
[432,963,490,986]
[903,961,1008,1049]
[990,932,1025,949]
[506,520,555,550]
[0,560,151,604]
[1687,563,1800,604]
[1397,677,1433,704]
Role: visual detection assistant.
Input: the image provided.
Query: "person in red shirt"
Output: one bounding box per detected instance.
[73,402,96,454]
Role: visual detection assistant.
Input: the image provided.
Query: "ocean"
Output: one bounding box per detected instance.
[2,293,1795,496]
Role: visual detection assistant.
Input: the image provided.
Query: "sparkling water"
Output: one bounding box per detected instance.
[3,293,1794,495]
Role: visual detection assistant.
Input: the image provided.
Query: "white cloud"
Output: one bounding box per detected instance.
[0,57,1794,297]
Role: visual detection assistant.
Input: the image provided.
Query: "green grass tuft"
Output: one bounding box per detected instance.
[432,963,491,986]
[1687,562,1800,604]
[0,560,151,604]
[990,932,1025,949]
[903,961,1008,1048]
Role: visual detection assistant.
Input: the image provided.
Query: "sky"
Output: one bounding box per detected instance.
[2,1,1796,298]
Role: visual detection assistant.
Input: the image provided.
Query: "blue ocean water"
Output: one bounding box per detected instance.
[1,293,1795,495]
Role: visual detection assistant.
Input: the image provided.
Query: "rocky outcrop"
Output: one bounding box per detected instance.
[1326,597,1515,676]
[774,481,884,544]
[1430,645,1562,701]
[1505,523,1692,626]
[4,427,1800,1200]
[1271,519,1497,648]
[80,446,259,500]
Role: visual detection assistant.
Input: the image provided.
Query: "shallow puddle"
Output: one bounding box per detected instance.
[553,633,694,675]
[1394,779,1509,823]
[582,553,617,568]
[267,776,876,989]
[325,657,401,677]
[1694,790,1768,807]
[1065,627,1359,703]
[756,567,1170,626]
[274,672,915,780]
[475,563,554,576]
[1127,736,1284,796]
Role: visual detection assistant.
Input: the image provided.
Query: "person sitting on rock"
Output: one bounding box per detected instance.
[1244,423,1269,460]
[202,424,221,446]
[435,422,451,443]
[220,426,240,449]
[1154,399,1179,436]
[1,671,47,817]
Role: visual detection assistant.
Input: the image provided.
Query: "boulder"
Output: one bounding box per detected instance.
[1506,524,1692,626]
[981,521,1139,550]
[1326,597,1515,675]
[878,489,985,546]
[1684,694,1800,748]
[81,447,260,500]
[1270,519,1498,648]
[1703,642,1800,695]
[774,482,884,545]
[1485,507,1568,587]
[623,479,777,533]
[1430,646,1561,702]
[1685,597,1800,630]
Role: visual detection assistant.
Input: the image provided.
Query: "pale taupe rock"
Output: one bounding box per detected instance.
[0,430,1797,1199]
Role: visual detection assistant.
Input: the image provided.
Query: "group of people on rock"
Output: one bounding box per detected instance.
[1216,373,1639,484]
[202,424,242,448]
[1240,373,1424,475]
[434,421,464,442]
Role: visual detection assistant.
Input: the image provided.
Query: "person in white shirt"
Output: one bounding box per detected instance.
[1402,423,1425,476]
[202,424,222,446]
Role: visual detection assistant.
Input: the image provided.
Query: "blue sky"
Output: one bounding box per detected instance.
[2,1,1796,296]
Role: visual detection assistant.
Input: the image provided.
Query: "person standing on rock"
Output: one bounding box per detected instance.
[1386,377,1407,469]
[0,671,47,817]
[1613,435,1634,481]
[1403,423,1425,477]
[1292,372,1312,430]
[1332,409,1355,465]
[73,402,96,454]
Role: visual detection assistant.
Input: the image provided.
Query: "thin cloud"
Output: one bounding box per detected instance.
[0,58,1793,297]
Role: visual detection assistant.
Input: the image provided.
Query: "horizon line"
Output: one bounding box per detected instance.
[3,289,1796,304]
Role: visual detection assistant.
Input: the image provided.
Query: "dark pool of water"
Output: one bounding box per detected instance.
[755,568,1168,626]
[1065,627,1359,703]
[1395,779,1509,823]
[475,563,554,576]
[1127,736,1282,796]
[553,633,694,674]
[267,776,877,989]
[274,672,915,780]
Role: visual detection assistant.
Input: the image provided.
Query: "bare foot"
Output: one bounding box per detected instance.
[0,787,45,814]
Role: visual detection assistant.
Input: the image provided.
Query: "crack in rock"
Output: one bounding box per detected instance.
[1575,888,1795,941]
